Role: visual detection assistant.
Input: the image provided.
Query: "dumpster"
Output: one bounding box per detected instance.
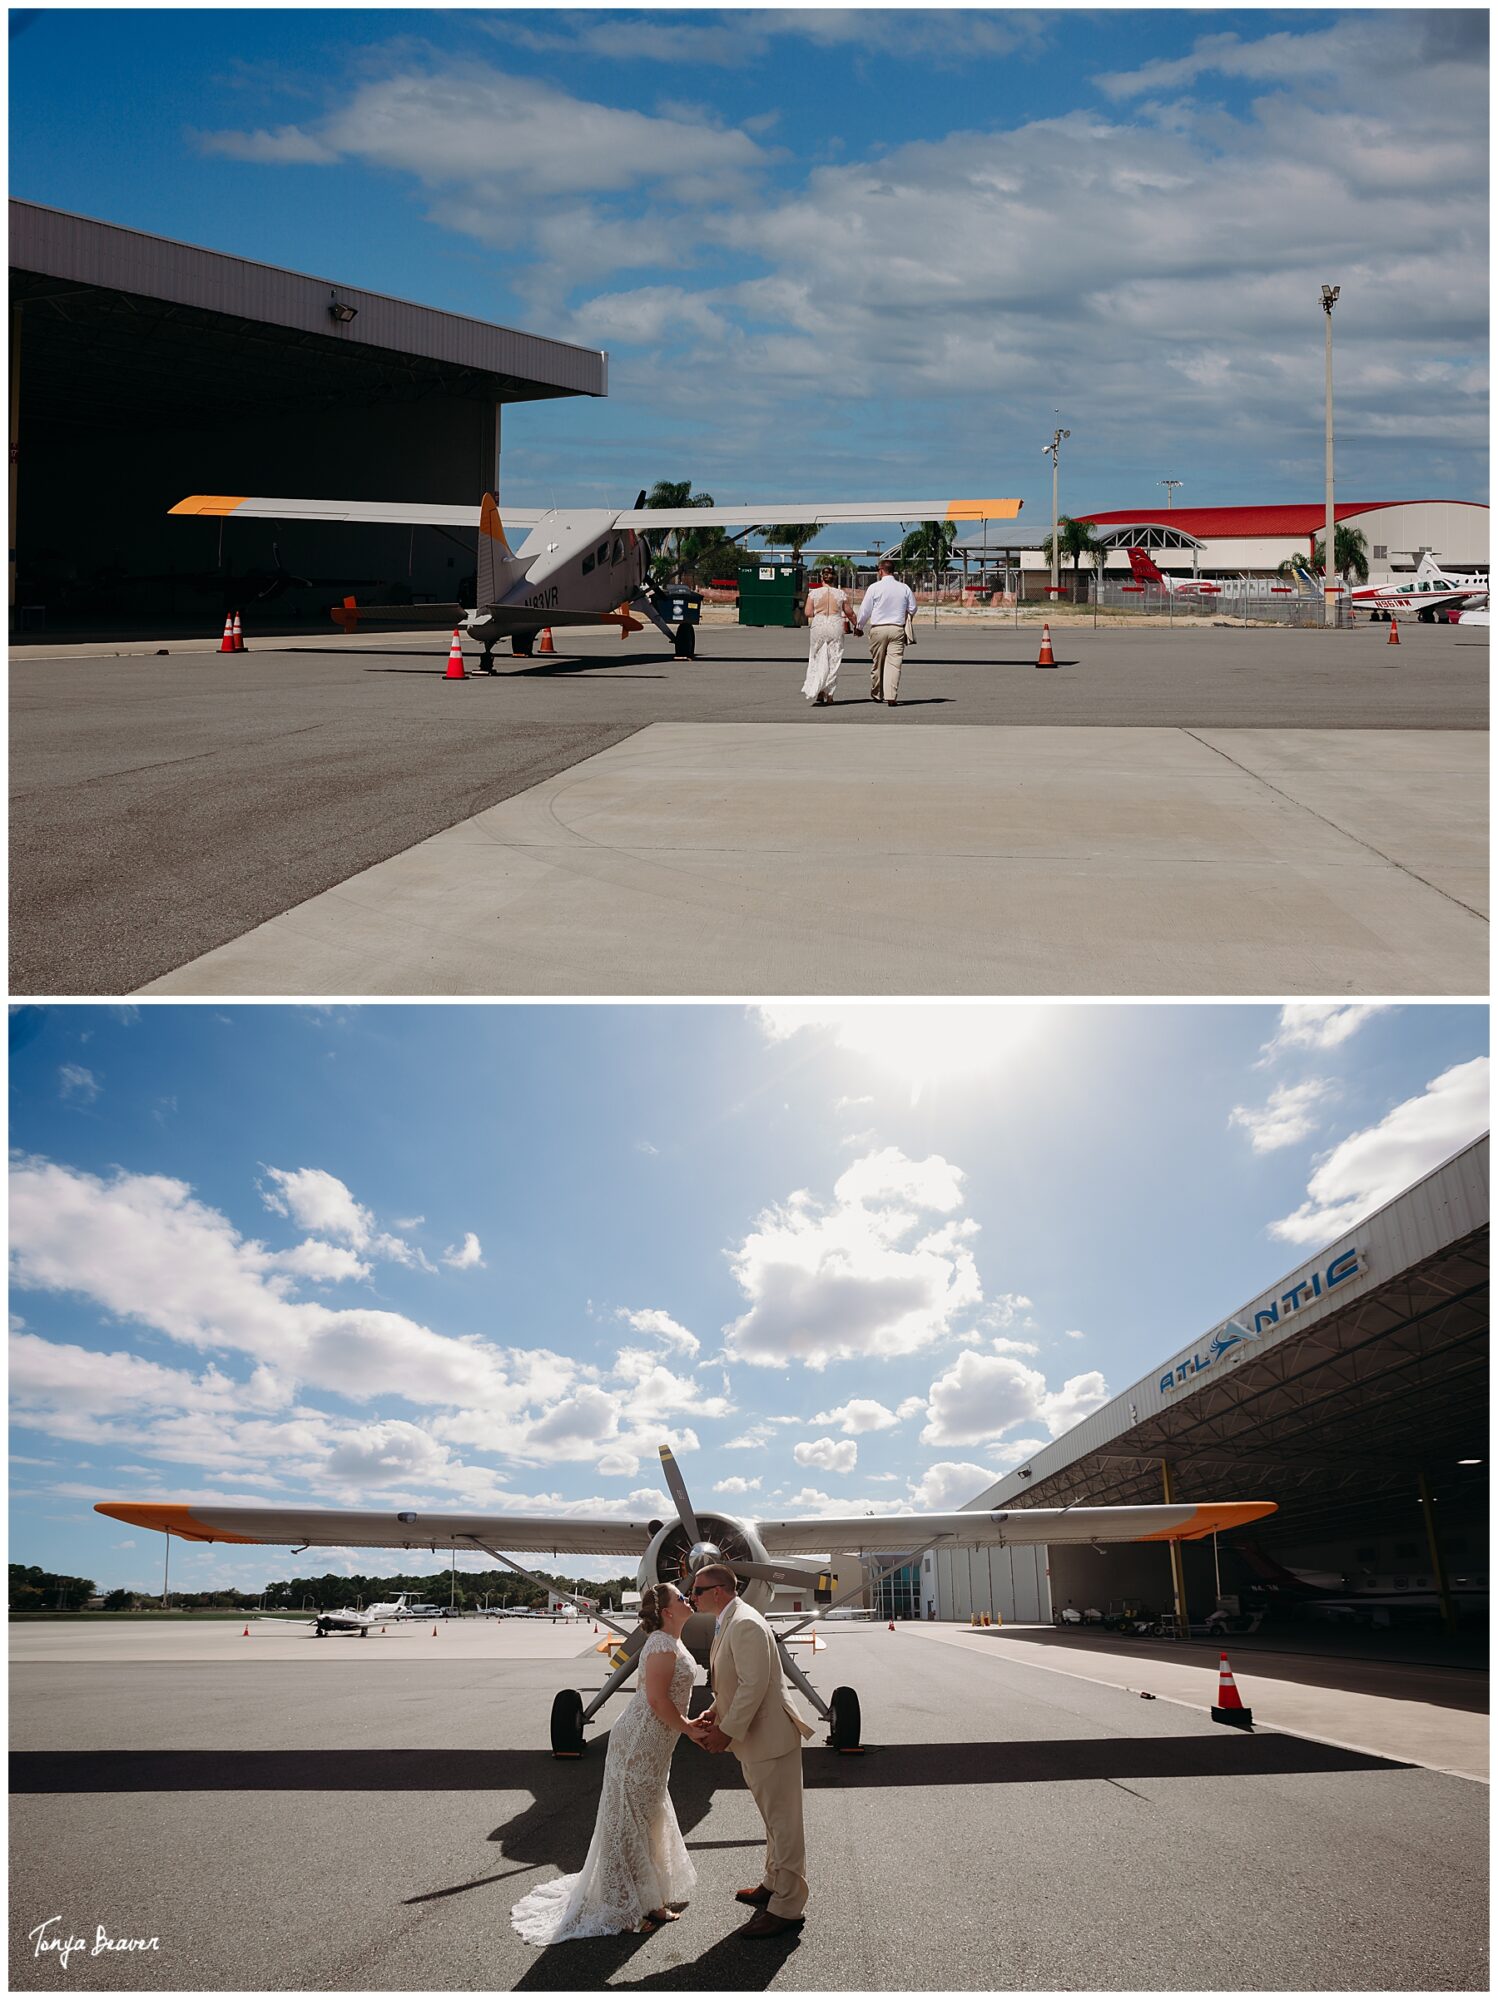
[738,562,805,627]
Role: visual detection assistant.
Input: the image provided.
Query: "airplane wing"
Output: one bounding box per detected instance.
[171,495,1023,531]
[169,496,547,530]
[755,1501,1275,1555]
[93,1501,655,1558]
[615,498,1023,528]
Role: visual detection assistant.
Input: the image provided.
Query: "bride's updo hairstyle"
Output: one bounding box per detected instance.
[639,1583,677,1633]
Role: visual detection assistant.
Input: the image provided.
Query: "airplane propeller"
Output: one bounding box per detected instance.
[656,1446,822,1592]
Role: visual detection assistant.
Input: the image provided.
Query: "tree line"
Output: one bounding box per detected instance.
[10,1561,636,1614]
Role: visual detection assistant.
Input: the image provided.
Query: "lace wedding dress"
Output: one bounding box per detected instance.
[511,1630,698,1944]
[802,585,848,702]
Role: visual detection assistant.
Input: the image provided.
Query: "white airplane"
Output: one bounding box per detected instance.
[1346,552,1489,623]
[96,1444,1274,1755]
[169,491,1023,666]
[366,1591,445,1621]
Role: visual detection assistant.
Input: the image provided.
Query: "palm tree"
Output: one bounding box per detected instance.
[1041,516,1103,601]
[759,523,823,564]
[893,520,959,572]
[645,479,716,581]
[1311,524,1370,587]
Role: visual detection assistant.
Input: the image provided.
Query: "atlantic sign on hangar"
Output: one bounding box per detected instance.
[926,1138,1488,1625]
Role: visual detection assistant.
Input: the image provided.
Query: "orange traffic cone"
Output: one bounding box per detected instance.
[242,1626,250,1638]
[432,1625,438,1638]
[1388,617,1400,646]
[443,629,467,681]
[888,1620,896,1632]
[539,627,555,654]
[231,612,246,652]
[1211,1652,1253,1730]
[1036,622,1057,669]
[218,615,236,654]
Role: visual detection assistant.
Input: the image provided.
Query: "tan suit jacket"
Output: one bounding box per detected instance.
[709,1597,815,1761]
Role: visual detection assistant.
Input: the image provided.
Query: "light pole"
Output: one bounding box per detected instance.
[1321,284,1340,628]
[1042,424,1070,597]
[1159,478,1181,509]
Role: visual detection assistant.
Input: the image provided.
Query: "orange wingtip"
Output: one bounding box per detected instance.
[93,1502,261,1544]
[1138,1502,1278,1543]
[168,496,249,516]
[480,492,508,544]
[944,498,1024,522]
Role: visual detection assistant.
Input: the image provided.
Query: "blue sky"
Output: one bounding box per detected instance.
[9,9,1488,521]
[9,1002,1488,1593]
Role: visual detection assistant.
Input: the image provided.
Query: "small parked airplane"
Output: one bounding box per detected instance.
[98,1446,1273,1754]
[170,490,1023,665]
[1345,552,1489,623]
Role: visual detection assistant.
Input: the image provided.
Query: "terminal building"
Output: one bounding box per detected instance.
[9,201,607,628]
[926,1137,1488,1630]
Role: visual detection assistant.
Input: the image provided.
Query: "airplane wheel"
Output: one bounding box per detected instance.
[673,623,696,659]
[828,1685,861,1751]
[513,634,535,656]
[359,1626,368,1638]
[1418,609,1434,624]
[550,1688,586,1758]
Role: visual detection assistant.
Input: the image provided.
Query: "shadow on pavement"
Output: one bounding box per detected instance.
[9,1733,1407,1798]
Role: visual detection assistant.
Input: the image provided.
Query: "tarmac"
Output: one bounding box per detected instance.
[9,1619,1488,1992]
[10,620,1487,997]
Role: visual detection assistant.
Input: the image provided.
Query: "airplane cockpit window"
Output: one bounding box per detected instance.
[597,542,609,565]
[612,538,624,564]
[582,552,595,575]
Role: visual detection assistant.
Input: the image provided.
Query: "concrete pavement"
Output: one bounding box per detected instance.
[143,722,1487,995]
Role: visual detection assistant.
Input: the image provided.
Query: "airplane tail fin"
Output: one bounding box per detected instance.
[1127,547,1165,587]
[477,492,535,608]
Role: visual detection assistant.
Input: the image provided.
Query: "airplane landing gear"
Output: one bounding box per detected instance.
[828,1685,861,1752]
[513,633,535,657]
[673,623,696,660]
[479,648,498,674]
[551,1688,586,1757]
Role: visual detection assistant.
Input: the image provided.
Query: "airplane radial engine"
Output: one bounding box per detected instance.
[640,1512,773,1616]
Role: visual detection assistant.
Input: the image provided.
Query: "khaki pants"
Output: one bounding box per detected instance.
[739,1746,808,1919]
[867,623,906,701]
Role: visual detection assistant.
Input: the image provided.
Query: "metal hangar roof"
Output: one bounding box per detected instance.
[10,200,607,432]
[967,1137,1488,1549]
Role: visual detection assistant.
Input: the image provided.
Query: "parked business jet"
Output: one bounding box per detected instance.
[97,1445,1274,1755]
[1126,548,1252,598]
[170,490,1022,666]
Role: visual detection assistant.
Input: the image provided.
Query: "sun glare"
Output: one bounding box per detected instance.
[758,1004,1049,1100]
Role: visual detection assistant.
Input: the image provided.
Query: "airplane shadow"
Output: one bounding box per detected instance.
[9,1732,1407,1802]
[512,1925,800,1992]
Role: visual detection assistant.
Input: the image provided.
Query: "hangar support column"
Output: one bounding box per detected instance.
[1417,1471,1457,1634]
[1159,1460,1190,1633]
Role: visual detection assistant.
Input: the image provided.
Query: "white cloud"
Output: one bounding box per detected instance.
[907,1461,992,1510]
[921,1351,1111,1446]
[442,1232,486,1270]
[269,1241,371,1284]
[1257,1005,1388,1064]
[260,1167,373,1246]
[610,1347,732,1419]
[988,1434,1048,1468]
[723,1425,771,1450]
[807,1398,898,1434]
[1230,1077,1333,1152]
[595,1450,640,1478]
[991,1336,1040,1356]
[714,1475,761,1495]
[981,1293,1033,1328]
[617,1307,701,1358]
[723,1146,981,1368]
[895,1395,926,1421]
[1268,1057,1489,1245]
[793,1437,858,1475]
[58,1063,100,1105]
[1063,1329,1085,1341]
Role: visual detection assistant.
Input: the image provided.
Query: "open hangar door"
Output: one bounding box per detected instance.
[10,202,606,633]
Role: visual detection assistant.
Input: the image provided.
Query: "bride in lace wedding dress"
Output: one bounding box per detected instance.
[511,1583,700,1944]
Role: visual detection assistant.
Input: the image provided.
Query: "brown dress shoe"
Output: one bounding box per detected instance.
[738,1909,805,1938]
[735,1885,773,1907]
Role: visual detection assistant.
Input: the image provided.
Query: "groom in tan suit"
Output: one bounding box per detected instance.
[689,1563,814,1937]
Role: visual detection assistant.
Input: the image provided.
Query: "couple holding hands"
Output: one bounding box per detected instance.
[802,557,918,707]
[510,1565,813,1948]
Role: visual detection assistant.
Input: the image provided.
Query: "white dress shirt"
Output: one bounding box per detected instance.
[856,575,917,628]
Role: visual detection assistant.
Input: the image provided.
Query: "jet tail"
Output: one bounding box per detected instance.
[1127,547,1166,588]
[477,492,536,607]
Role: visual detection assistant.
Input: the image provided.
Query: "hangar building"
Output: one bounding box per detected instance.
[10,201,607,628]
[929,1136,1488,1629]
[953,500,1488,596]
